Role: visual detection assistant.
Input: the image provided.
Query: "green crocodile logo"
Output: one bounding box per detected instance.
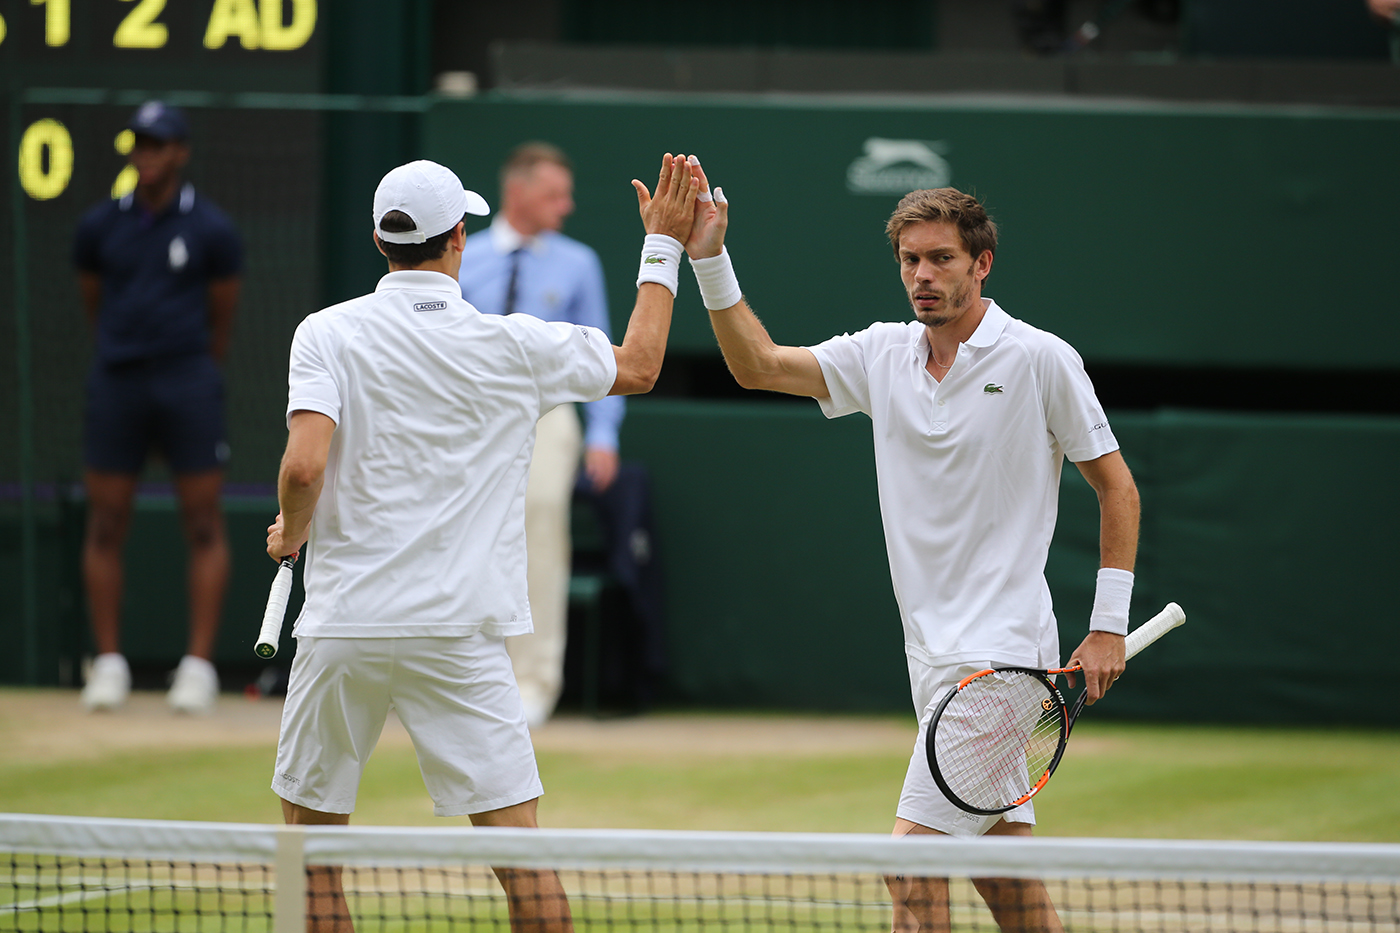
[983,384,1004,394]
[643,255,667,265]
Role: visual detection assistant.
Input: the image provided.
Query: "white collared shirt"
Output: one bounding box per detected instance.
[285,269,617,638]
[488,214,545,256]
[809,299,1118,669]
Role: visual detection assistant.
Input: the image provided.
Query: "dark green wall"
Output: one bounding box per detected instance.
[424,93,1400,369]
[615,402,1399,725]
[4,406,1396,726]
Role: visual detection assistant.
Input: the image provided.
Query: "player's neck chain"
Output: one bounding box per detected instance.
[930,346,955,369]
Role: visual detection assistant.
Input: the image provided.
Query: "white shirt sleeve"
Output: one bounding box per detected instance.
[808,329,873,419]
[514,316,618,412]
[286,314,341,427]
[1036,335,1118,462]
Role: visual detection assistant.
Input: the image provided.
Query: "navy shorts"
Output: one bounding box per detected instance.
[84,355,228,474]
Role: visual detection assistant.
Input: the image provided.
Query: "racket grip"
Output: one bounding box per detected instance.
[1124,602,1185,660]
[254,558,296,659]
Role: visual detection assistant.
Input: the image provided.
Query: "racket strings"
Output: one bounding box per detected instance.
[932,672,1065,812]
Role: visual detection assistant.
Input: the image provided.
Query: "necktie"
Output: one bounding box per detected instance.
[502,248,524,315]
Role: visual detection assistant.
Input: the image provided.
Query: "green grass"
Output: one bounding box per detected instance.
[1033,721,1400,842]
[2,712,1397,841]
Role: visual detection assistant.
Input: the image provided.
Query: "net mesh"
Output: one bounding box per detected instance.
[4,815,1399,933]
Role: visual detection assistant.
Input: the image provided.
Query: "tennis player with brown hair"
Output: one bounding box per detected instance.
[265,154,698,933]
[683,164,1139,933]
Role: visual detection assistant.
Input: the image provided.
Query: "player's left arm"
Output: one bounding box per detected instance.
[268,410,335,560]
[206,276,240,364]
[1068,449,1140,703]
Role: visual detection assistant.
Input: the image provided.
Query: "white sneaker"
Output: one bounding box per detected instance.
[167,655,219,714]
[81,653,131,711]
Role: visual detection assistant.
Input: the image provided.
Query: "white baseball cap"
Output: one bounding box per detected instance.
[372,160,490,244]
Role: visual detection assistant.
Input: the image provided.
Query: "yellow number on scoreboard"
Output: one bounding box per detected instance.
[18,118,74,201]
[114,0,168,49]
[31,0,71,47]
[112,130,138,200]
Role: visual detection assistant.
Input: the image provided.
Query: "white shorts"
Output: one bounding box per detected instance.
[273,633,543,817]
[896,656,1036,837]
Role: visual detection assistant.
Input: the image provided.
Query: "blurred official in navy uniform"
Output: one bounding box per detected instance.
[458,142,622,728]
[72,101,243,714]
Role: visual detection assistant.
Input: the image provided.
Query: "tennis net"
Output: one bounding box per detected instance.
[4,813,1399,932]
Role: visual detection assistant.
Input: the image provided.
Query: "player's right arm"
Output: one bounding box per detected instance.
[683,157,828,400]
[268,410,335,560]
[610,153,699,396]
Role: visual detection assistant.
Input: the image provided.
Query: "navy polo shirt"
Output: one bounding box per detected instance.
[73,183,242,365]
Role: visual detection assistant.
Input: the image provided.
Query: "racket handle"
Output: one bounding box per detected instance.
[1124,602,1185,661]
[254,557,296,659]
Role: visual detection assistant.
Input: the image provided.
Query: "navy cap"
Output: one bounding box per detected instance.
[127,100,189,141]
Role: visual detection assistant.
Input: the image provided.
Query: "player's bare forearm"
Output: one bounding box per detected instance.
[273,474,320,557]
[1076,450,1140,572]
[206,276,240,364]
[710,301,828,398]
[271,411,334,558]
[611,283,673,395]
[1070,450,1138,702]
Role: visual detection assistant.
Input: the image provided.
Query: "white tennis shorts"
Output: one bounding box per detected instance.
[272,633,543,817]
[896,655,1036,837]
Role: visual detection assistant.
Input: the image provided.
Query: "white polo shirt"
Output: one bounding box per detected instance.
[809,299,1118,669]
[285,270,617,639]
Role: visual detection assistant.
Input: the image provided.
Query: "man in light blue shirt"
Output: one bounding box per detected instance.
[458,142,622,727]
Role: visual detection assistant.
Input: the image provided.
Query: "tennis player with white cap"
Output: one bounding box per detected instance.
[266,155,699,933]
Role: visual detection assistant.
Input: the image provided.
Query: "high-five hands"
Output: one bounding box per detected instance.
[683,155,727,261]
[632,153,700,244]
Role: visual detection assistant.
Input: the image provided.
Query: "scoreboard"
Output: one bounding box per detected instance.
[3,0,321,81]
[5,0,324,205]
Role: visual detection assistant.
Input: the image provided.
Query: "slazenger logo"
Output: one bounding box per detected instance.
[643,254,668,265]
[413,301,447,312]
[846,138,952,195]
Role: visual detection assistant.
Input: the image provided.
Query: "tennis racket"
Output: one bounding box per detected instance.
[253,555,297,659]
[926,601,1185,816]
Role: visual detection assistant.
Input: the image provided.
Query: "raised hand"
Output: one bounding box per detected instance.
[683,154,727,260]
[632,153,699,244]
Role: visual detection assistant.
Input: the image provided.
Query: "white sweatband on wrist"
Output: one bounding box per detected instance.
[1089,567,1134,635]
[636,234,684,297]
[690,247,743,311]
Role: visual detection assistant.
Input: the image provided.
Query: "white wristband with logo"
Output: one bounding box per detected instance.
[690,247,743,311]
[636,234,684,297]
[1088,567,1134,636]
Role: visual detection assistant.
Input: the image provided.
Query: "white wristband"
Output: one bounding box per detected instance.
[636,234,684,297]
[1089,567,1134,636]
[690,247,743,311]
